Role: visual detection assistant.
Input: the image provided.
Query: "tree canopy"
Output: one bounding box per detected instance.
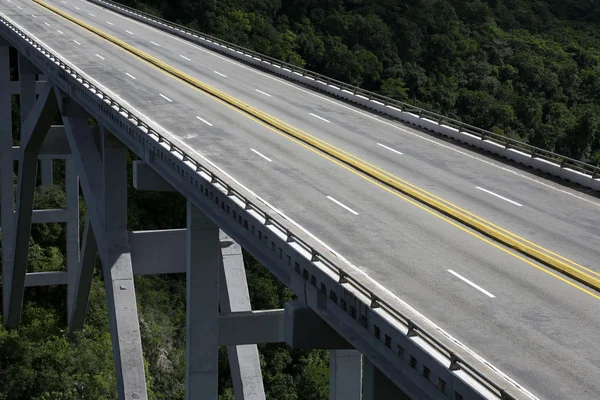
[122,0,600,164]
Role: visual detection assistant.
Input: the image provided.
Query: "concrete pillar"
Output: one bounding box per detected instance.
[362,358,411,400]
[187,201,220,400]
[65,159,80,322]
[0,42,14,321]
[18,54,36,140]
[101,130,148,400]
[69,216,97,333]
[60,93,147,400]
[6,83,58,329]
[330,350,362,400]
[40,159,53,185]
[219,232,266,399]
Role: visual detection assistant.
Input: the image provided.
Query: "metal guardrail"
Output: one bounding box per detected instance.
[97,0,600,181]
[0,12,533,400]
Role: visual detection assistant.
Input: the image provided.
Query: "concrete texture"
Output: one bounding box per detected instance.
[6,82,58,329]
[186,201,220,399]
[330,350,362,400]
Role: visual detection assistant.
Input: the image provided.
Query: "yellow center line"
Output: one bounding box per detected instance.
[32,0,600,299]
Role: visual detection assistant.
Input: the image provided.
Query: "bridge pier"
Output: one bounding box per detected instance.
[60,96,148,400]
[0,39,14,321]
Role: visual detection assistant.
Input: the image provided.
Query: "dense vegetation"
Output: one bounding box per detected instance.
[124,0,600,164]
[1,0,599,399]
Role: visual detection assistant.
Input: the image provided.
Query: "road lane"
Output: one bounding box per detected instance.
[4,2,600,398]
[38,0,600,277]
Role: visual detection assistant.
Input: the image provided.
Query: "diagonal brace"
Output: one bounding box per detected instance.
[5,83,58,329]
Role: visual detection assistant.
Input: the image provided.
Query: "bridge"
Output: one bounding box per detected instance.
[1,0,599,399]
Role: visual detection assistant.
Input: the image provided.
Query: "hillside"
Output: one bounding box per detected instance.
[123,0,600,164]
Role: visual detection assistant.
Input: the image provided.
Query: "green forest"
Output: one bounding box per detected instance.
[1,0,600,399]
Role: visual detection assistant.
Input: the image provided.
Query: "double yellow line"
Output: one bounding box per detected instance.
[33,0,600,295]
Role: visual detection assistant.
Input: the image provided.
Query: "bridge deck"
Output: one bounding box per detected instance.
[3,0,600,398]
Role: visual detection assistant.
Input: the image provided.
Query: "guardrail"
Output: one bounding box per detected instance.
[90,0,600,192]
[0,11,534,400]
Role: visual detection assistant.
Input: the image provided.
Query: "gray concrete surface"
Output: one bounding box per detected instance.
[46,0,600,274]
[4,2,600,398]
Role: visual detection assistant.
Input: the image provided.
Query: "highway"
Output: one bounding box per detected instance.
[3,0,600,398]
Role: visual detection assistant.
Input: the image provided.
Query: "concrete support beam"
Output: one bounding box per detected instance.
[60,93,148,400]
[330,350,362,400]
[219,310,284,346]
[128,229,186,275]
[186,202,220,400]
[5,83,58,329]
[7,80,47,95]
[133,160,175,191]
[31,209,68,223]
[101,129,147,400]
[65,159,80,322]
[18,54,37,141]
[1,44,15,319]
[41,159,53,185]
[363,358,411,400]
[69,216,97,333]
[219,232,266,399]
[24,271,68,287]
[284,300,353,349]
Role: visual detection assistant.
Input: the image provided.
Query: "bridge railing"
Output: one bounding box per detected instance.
[1,11,536,400]
[91,0,600,185]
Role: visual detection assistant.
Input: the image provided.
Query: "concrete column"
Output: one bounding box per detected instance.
[40,159,53,185]
[219,232,266,399]
[65,158,80,323]
[102,130,148,400]
[69,216,97,333]
[60,93,147,400]
[330,350,362,400]
[187,201,220,400]
[0,44,14,320]
[6,83,58,329]
[362,358,410,400]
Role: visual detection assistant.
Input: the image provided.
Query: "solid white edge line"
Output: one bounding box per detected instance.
[95,53,104,60]
[3,13,537,399]
[326,196,359,215]
[125,72,136,80]
[179,54,191,61]
[309,112,330,123]
[196,116,212,126]
[213,70,227,77]
[476,187,523,207]
[73,39,81,45]
[150,40,160,46]
[448,269,496,298]
[159,93,172,102]
[377,142,403,155]
[255,89,271,97]
[250,148,272,162]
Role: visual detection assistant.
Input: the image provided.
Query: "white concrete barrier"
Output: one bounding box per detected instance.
[89,0,600,192]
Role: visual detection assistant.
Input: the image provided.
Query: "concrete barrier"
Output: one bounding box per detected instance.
[89,0,600,192]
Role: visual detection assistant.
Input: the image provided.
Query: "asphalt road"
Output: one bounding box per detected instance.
[3,1,600,398]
